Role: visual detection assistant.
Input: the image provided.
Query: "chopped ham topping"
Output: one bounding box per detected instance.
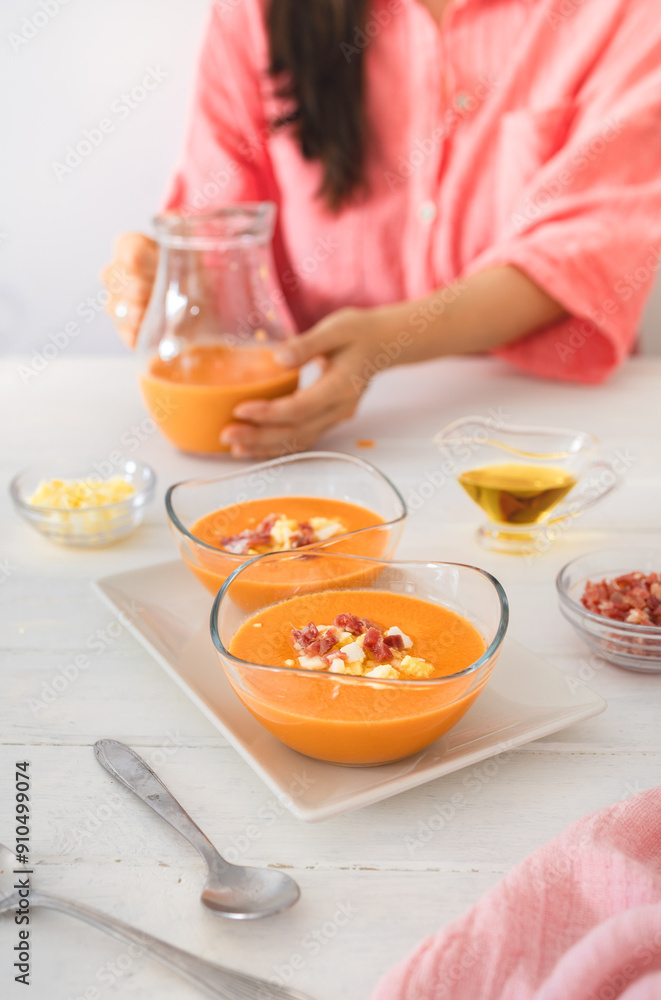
[323,648,347,665]
[288,613,434,678]
[310,628,339,657]
[363,626,393,662]
[333,613,377,634]
[293,521,315,548]
[218,513,345,555]
[292,622,319,650]
[333,613,363,634]
[581,572,661,627]
[219,513,278,554]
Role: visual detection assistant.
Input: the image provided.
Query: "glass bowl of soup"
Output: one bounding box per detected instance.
[166,451,407,609]
[211,553,509,765]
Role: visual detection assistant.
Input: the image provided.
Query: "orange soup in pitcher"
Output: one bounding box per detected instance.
[140,343,299,455]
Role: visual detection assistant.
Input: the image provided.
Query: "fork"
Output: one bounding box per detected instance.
[0,844,313,1000]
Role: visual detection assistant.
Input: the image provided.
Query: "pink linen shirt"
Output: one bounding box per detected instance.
[165,0,661,383]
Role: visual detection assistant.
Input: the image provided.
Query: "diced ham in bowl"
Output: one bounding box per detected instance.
[557,549,661,673]
[581,573,661,627]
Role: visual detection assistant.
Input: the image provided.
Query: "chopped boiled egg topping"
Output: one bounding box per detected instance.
[289,613,435,679]
[27,476,135,509]
[218,513,346,555]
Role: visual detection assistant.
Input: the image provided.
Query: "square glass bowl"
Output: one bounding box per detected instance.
[556,547,661,672]
[166,451,407,605]
[211,553,509,765]
[10,459,156,547]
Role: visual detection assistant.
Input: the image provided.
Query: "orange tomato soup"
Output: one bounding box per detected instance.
[184,497,388,607]
[226,589,490,764]
[140,343,299,454]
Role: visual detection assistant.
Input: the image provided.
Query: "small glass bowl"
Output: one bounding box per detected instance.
[10,459,156,547]
[211,553,509,766]
[556,548,661,672]
[166,451,407,606]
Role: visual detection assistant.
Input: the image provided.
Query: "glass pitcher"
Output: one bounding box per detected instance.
[434,416,623,554]
[136,204,298,455]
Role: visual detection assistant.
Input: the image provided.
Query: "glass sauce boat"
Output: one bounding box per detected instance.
[434,417,623,554]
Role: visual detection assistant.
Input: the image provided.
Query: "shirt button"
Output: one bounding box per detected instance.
[418,200,437,222]
[454,92,472,111]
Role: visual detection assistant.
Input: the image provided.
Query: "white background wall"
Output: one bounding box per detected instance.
[2,0,660,357]
[1,0,210,357]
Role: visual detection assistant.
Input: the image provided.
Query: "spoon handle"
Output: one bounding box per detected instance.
[32,891,312,1000]
[94,739,226,871]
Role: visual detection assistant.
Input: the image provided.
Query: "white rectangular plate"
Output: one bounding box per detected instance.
[93,560,606,822]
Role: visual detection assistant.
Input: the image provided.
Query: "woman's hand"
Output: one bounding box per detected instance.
[222,306,398,459]
[101,233,158,348]
[219,265,568,459]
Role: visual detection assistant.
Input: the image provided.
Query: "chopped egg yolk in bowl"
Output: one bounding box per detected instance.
[10,461,155,547]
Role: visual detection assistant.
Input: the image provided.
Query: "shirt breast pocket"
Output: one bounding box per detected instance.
[494,102,577,237]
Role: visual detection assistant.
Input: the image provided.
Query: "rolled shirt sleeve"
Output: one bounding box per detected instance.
[466,1,661,383]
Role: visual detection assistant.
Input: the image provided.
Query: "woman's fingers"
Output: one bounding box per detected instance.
[221,399,355,458]
[227,310,369,454]
[272,307,362,369]
[114,232,158,277]
[103,289,149,349]
[101,233,158,348]
[101,267,153,303]
[105,296,149,349]
[233,362,358,425]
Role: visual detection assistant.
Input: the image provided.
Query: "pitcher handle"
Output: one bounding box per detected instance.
[547,457,623,525]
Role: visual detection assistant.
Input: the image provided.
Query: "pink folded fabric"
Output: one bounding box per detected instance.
[370,787,661,1000]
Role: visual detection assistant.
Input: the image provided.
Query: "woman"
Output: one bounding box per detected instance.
[104,0,661,458]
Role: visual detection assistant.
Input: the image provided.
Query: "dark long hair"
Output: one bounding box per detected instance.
[267,0,370,211]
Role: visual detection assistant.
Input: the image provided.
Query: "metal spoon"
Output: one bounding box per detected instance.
[0,844,312,1000]
[94,739,300,919]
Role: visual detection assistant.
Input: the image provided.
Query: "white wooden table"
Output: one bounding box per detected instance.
[2,355,661,1000]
